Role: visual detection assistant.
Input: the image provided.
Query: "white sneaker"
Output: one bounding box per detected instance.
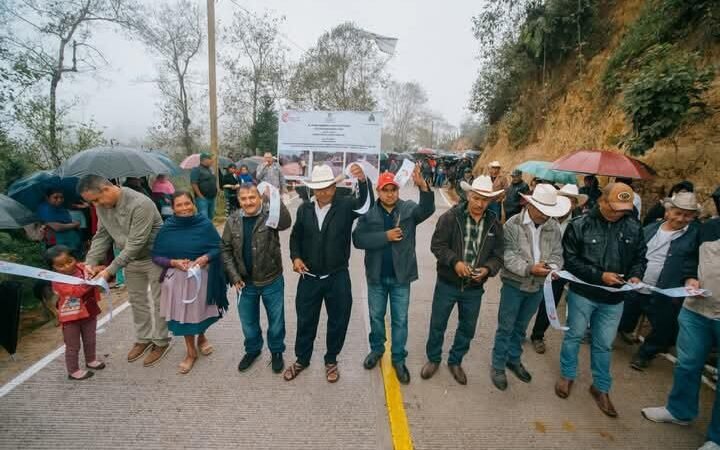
[641,406,690,425]
[698,441,720,450]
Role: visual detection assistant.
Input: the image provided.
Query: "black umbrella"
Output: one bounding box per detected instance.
[57,145,171,179]
[0,194,37,229]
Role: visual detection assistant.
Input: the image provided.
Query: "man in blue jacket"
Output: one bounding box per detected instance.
[353,165,435,384]
[618,192,700,370]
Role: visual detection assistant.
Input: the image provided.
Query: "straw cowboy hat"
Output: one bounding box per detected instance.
[460,175,505,198]
[558,184,589,207]
[663,192,701,212]
[521,184,571,218]
[303,164,338,190]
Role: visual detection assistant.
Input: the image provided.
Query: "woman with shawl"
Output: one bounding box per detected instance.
[152,191,228,374]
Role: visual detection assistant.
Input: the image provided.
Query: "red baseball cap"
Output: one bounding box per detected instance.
[377,172,399,190]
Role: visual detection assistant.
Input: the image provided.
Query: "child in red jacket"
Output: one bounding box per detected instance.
[46,245,105,380]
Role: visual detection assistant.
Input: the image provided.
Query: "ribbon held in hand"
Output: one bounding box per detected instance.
[257,181,281,229]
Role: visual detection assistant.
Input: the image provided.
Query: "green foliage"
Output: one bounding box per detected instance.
[505,106,533,149]
[620,45,714,156]
[602,0,719,95]
[0,129,30,192]
[0,231,47,309]
[470,0,598,123]
[245,95,278,154]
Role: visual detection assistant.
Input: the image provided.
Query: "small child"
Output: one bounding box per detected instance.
[46,245,105,380]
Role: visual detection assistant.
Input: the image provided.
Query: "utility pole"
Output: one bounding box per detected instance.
[429,120,434,149]
[207,0,219,175]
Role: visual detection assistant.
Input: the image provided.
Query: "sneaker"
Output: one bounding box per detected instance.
[237,352,261,372]
[698,442,720,450]
[506,362,532,383]
[531,339,546,354]
[393,362,411,385]
[143,344,171,367]
[271,353,284,374]
[127,342,152,362]
[619,331,638,345]
[630,354,651,371]
[363,351,383,370]
[490,368,507,391]
[641,406,690,425]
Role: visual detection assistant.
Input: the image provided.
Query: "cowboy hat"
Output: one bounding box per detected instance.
[303,164,338,190]
[558,184,588,207]
[521,184,571,218]
[460,175,504,198]
[488,161,502,168]
[663,192,701,212]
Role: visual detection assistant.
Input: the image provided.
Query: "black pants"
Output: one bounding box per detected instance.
[294,269,352,366]
[530,279,566,341]
[620,292,683,359]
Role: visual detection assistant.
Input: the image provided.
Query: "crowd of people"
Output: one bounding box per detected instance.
[41,153,720,450]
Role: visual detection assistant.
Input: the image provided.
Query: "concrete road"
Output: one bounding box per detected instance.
[0,186,714,449]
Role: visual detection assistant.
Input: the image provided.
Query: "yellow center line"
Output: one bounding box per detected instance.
[380,324,413,450]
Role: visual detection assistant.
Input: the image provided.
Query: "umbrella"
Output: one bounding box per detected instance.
[0,194,37,229]
[515,161,579,184]
[416,148,435,155]
[551,149,655,180]
[236,156,264,175]
[144,151,182,176]
[57,146,171,179]
[7,171,80,211]
[180,153,234,169]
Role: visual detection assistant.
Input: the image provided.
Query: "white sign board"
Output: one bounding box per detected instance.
[277,110,383,180]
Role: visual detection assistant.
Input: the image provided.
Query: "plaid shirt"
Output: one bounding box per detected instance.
[463,209,484,267]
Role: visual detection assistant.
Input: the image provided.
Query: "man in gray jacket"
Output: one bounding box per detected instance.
[221,183,291,374]
[352,165,434,384]
[79,175,168,367]
[490,184,569,390]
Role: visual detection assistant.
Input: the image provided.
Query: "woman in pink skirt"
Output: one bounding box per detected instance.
[152,191,228,374]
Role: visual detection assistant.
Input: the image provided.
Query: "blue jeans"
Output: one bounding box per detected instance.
[425,279,484,365]
[196,196,216,220]
[667,308,720,445]
[559,290,624,393]
[237,276,286,354]
[367,277,410,364]
[492,283,544,370]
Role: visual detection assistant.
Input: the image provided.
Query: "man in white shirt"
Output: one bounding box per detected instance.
[618,192,701,370]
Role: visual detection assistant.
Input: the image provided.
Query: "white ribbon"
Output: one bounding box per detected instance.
[344,162,373,215]
[543,270,712,331]
[257,181,281,229]
[393,159,416,187]
[180,266,202,304]
[0,260,113,320]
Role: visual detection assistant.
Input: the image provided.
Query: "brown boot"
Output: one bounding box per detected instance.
[420,361,439,380]
[555,377,574,399]
[448,364,467,385]
[127,343,153,362]
[143,344,171,367]
[590,385,618,417]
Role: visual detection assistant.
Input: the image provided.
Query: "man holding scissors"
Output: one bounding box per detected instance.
[285,163,371,383]
[352,165,435,384]
[421,175,504,385]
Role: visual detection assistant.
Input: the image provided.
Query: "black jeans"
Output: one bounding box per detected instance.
[294,269,353,366]
[620,292,683,359]
[530,279,567,341]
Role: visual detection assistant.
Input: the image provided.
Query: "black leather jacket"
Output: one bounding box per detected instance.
[562,207,647,304]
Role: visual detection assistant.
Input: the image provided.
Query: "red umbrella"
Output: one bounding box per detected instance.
[551,149,655,180]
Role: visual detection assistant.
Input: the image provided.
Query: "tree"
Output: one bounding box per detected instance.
[221,10,288,154]
[287,22,389,110]
[133,0,204,156]
[246,94,278,154]
[0,0,135,166]
[382,81,428,151]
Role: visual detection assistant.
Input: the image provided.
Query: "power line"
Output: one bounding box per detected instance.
[225,0,307,53]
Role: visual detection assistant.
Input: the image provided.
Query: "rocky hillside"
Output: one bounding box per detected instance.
[474,0,720,214]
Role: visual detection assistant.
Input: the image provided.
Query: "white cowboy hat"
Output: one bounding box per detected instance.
[521,184,571,218]
[488,161,502,168]
[303,164,338,190]
[663,192,701,212]
[460,175,504,198]
[558,184,589,207]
